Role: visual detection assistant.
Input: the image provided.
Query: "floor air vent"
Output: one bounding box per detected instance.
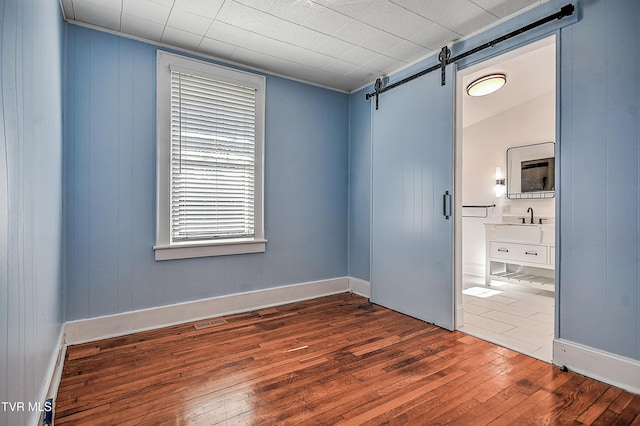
[194,319,227,330]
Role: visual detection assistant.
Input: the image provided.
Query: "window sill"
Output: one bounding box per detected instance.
[154,239,267,261]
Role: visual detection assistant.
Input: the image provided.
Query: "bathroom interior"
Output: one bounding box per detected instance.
[457,35,557,362]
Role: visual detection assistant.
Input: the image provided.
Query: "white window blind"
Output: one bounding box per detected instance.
[155,51,265,260]
[170,70,257,243]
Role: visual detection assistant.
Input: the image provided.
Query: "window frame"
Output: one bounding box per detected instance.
[154,51,266,261]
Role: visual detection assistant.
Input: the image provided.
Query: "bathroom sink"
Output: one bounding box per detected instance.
[490,224,542,243]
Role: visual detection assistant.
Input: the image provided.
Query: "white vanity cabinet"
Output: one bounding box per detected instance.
[485,224,555,291]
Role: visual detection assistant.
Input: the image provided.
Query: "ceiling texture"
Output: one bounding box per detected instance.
[60,0,544,92]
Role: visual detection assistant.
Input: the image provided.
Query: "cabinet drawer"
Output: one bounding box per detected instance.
[490,241,548,265]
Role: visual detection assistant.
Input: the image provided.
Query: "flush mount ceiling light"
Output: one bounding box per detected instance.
[466,73,507,97]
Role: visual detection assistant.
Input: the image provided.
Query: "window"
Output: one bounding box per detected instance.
[155,51,266,260]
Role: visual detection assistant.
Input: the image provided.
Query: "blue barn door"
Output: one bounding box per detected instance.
[371,66,455,330]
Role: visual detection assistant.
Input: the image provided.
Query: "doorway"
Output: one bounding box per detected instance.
[455,36,557,362]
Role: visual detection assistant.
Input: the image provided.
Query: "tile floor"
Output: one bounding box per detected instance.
[458,274,555,362]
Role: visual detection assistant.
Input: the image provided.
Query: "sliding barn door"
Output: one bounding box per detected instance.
[371,67,455,330]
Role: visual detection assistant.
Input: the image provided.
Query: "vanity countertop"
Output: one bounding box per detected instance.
[484,222,554,227]
[485,222,555,245]
[488,215,555,226]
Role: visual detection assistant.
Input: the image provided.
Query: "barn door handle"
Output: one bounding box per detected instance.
[443,191,451,219]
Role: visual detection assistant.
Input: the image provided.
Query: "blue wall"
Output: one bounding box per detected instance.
[347,87,371,281]
[64,26,349,321]
[558,0,640,360]
[347,0,640,361]
[2,2,636,420]
[0,0,65,424]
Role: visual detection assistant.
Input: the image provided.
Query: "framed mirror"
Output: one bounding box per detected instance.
[506,142,555,199]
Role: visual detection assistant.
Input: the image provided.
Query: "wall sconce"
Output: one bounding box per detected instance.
[467,73,507,97]
[495,166,506,198]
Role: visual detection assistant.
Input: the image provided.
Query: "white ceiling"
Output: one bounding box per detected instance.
[461,36,556,127]
[59,0,546,92]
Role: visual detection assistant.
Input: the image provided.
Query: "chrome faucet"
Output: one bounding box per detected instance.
[527,207,534,224]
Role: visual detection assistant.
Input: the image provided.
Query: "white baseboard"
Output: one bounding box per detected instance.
[32,327,66,426]
[463,263,485,278]
[553,338,640,395]
[348,277,370,298]
[64,277,349,345]
[455,304,465,328]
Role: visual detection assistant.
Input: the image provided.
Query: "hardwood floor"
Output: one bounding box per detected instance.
[55,293,640,425]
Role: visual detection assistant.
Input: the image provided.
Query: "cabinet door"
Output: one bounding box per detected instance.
[371,66,455,330]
